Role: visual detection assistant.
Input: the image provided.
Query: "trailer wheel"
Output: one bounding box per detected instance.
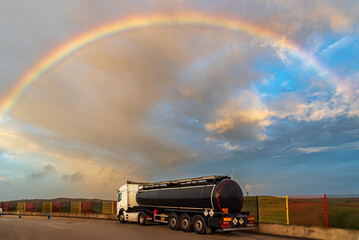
[168,213,180,230]
[193,215,206,234]
[118,212,126,223]
[179,213,192,232]
[138,212,146,226]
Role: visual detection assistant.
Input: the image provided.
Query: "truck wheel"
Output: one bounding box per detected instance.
[179,213,192,232]
[118,213,126,223]
[193,215,206,234]
[138,212,146,226]
[168,213,180,230]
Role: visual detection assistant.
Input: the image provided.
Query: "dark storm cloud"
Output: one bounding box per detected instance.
[30,164,55,179]
[62,172,84,182]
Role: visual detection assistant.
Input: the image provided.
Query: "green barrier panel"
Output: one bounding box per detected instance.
[71,202,81,213]
[91,201,101,213]
[258,196,286,224]
[16,202,25,212]
[34,202,42,212]
[61,202,70,213]
[42,202,52,213]
[8,202,16,212]
[102,201,113,214]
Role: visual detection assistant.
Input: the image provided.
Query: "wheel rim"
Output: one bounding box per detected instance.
[182,219,188,228]
[171,218,176,227]
[195,220,202,231]
[140,215,144,223]
[120,215,124,221]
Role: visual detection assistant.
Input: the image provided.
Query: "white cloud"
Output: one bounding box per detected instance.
[0,176,10,182]
[297,141,359,154]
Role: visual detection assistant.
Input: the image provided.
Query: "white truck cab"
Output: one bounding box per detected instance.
[117,182,145,223]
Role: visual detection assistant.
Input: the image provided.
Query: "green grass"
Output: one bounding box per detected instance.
[327,198,359,230]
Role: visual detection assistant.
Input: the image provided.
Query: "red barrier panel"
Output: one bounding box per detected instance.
[3,202,9,211]
[81,202,92,213]
[52,202,61,212]
[25,202,34,212]
[288,195,325,227]
[113,201,117,215]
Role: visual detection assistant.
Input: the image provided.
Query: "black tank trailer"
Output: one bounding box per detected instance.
[136,177,244,213]
[118,175,255,234]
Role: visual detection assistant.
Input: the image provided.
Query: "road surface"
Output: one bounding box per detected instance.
[0,215,307,240]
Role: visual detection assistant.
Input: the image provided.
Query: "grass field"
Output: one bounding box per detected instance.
[327,198,359,230]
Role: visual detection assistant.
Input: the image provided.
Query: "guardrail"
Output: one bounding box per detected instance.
[242,194,359,230]
[0,201,117,215]
[1,194,358,231]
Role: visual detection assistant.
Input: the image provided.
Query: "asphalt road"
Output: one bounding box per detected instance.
[0,215,306,240]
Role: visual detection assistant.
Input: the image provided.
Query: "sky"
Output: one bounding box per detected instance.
[0,0,359,201]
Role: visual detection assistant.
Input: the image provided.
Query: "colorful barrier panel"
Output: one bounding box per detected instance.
[71,202,81,213]
[42,202,52,213]
[288,195,325,227]
[3,202,9,211]
[61,202,70,213]
[81,202,91,213]
[16,202,25,212]
[113,201,117,215]
[25,202,34,212]
[8,202,16,211]
[34,202,42,212]
[102,201,114,214]
[91,201,101,213]
[52,202,61,212]
[258,196,286,224]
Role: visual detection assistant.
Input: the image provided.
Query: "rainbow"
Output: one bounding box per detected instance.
[0,12,338,117]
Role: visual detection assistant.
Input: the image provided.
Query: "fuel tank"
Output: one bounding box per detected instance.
[136,178,243,213]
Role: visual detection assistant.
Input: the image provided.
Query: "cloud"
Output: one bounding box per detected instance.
[206,90,274,142]
[30,164,55,179]
[0,176,10,182]
[219,142,240,151]
[296,141,359,154]
[244,183,265,194]
[62,172,84,182]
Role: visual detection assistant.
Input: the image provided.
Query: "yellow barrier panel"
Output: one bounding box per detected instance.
[71,202,81,213]
[17,202,25,212]
[42,202,52,213]
[286,195,289,225]
[102,201,113,214]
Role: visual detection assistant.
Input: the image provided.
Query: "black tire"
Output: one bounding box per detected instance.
[179,213,192,232]
[118,212,126,223]
[193,215,206,234]
[138,212,146,226]
[168,213,180,230]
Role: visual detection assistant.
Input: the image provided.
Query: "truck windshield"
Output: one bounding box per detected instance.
[118,193,122,201]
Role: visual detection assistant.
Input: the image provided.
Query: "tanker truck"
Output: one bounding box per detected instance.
[116,175,254,234]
